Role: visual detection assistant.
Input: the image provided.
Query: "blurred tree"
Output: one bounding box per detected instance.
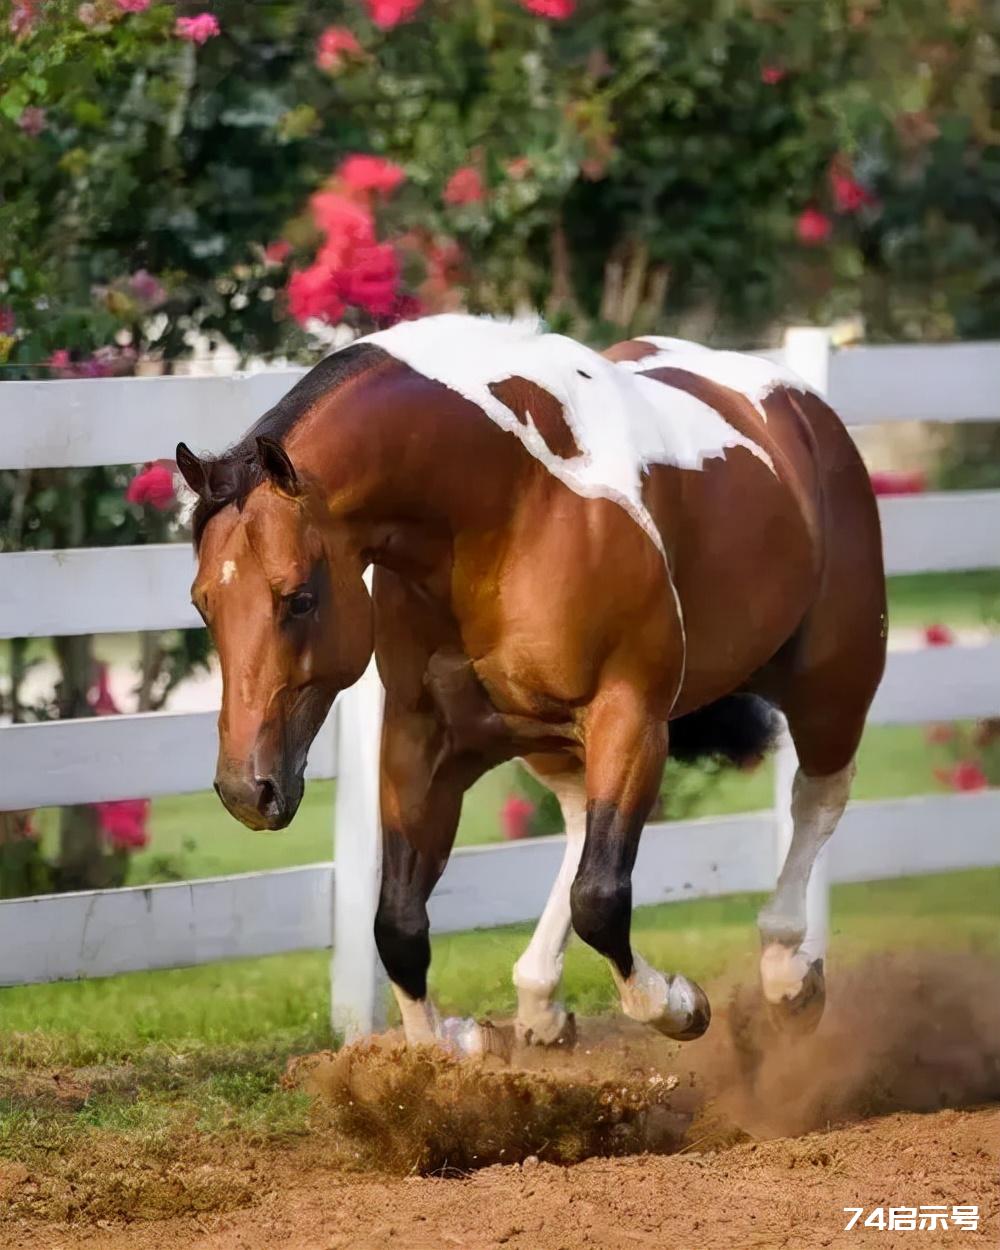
[0,0,997,364]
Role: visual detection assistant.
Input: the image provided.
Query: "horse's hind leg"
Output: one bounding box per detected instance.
[512,755,585,1046]
[756,591,886,1029]
[570,686,711,1041]
[756,756,854,1029]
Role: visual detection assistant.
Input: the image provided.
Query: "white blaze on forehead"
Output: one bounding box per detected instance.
[220,559,238,585]
[629,334,820,419]
[360,315,775,561]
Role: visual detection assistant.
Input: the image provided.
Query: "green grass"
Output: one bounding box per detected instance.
[0,868,995,1182]
[2,868,996,1068]
[886,569,999,629]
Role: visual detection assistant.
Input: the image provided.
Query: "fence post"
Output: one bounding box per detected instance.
[772,326,833,940]
[330,650,388,1042]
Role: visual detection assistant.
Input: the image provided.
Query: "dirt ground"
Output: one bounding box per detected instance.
[3,953,998,1250]
[3,1106,995,1250]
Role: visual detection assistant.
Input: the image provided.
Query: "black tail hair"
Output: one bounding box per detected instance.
[669,693,781,767]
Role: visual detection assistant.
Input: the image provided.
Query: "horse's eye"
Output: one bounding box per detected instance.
[288,591,316,618]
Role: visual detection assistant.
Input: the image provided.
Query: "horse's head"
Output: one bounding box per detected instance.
[177,436,373,830]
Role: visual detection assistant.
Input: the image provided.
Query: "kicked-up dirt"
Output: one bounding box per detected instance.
[2,952,998,1249]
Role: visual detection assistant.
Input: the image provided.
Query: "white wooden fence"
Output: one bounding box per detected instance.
[1,331,999,1039]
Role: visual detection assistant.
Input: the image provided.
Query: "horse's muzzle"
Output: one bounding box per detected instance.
[213,766,302,831]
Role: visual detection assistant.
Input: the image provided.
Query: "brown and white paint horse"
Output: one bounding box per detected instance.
[178,315,886,1053]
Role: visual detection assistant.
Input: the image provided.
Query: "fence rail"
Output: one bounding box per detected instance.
[3,489,998,642]
[1,328,998,1033]
[0,709,338,810]
[3,788,997,987]
[3,640,998,811]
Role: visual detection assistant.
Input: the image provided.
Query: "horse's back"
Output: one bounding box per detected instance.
[603,335,883,714]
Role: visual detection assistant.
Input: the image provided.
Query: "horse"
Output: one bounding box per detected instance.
[177,314,886,1054]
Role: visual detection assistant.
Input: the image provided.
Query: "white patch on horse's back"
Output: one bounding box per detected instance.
[361,315,775,560]
[220,559,237,585]
[630,335,819,419]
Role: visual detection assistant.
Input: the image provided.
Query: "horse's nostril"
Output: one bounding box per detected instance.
[255,777,280,819]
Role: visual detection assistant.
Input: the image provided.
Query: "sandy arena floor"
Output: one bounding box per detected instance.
[3,953,998,1250]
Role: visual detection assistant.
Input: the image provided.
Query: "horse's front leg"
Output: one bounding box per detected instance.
[571,687,711,1041]
[375,703,503,1056]
[512,755,586,1046]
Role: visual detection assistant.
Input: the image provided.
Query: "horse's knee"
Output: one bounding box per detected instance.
[374,892,430,1000]
[570,871,632,975]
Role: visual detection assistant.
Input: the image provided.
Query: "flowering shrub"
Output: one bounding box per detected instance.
[443,167,486,207]
[870,470,927,497]
[3,1,1000,362]
[923,622,955,647]
[927,720,999,793]
[316,25,363,73]
[126,462,177,510]
[365,0,423,30]
[796,207,833,246]
[174,12,219,43]
[500,794,536,840]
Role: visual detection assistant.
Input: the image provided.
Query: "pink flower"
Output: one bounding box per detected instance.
[796,206,832,245]
[391,292,424,322]
[116,0,151,10]
[18,107,46,137]
[501,795,535,840]
[337,154,406,197]
[89,664,121,716]
[506,156,533,180]
[923,623,955,648]
[0,307,14,335]
[337,243,400,316]
[129,269,166,307]
[519,0,575,15]
[925,723,956,746]
[309,191,376,248]
[96,799,150,850]
[9,1,37,37]
[77,3,98,23]
[829,160,876,213]
[760,64,786,84]
[287,264,345,325]
[127,462,176,510]
[443,166,485,206]
[316,25,363,72]
[264,240,292,265]
[869,469,926,496]
[365,0,422,29]
[175,12,219,43]
[936,761,988,793]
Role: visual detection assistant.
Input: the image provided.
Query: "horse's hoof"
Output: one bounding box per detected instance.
[760,948,826,1035]
[478,1018,515,1062]
[514,1006,577,1049]
[439,1016,514,1062]
[649,976,711,1042]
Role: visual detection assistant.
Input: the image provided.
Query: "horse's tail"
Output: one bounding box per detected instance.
[669,693,780,768]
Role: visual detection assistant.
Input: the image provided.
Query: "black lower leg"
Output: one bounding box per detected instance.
[373,827,437,1000]
[569,800,645,979]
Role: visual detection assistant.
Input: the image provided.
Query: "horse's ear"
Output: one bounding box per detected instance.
[175,442,211,500]
[256,436,300,497]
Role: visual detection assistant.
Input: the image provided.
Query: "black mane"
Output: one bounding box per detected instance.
[191,342,386,546]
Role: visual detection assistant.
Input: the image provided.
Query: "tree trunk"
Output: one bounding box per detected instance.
[54,633,108,890]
